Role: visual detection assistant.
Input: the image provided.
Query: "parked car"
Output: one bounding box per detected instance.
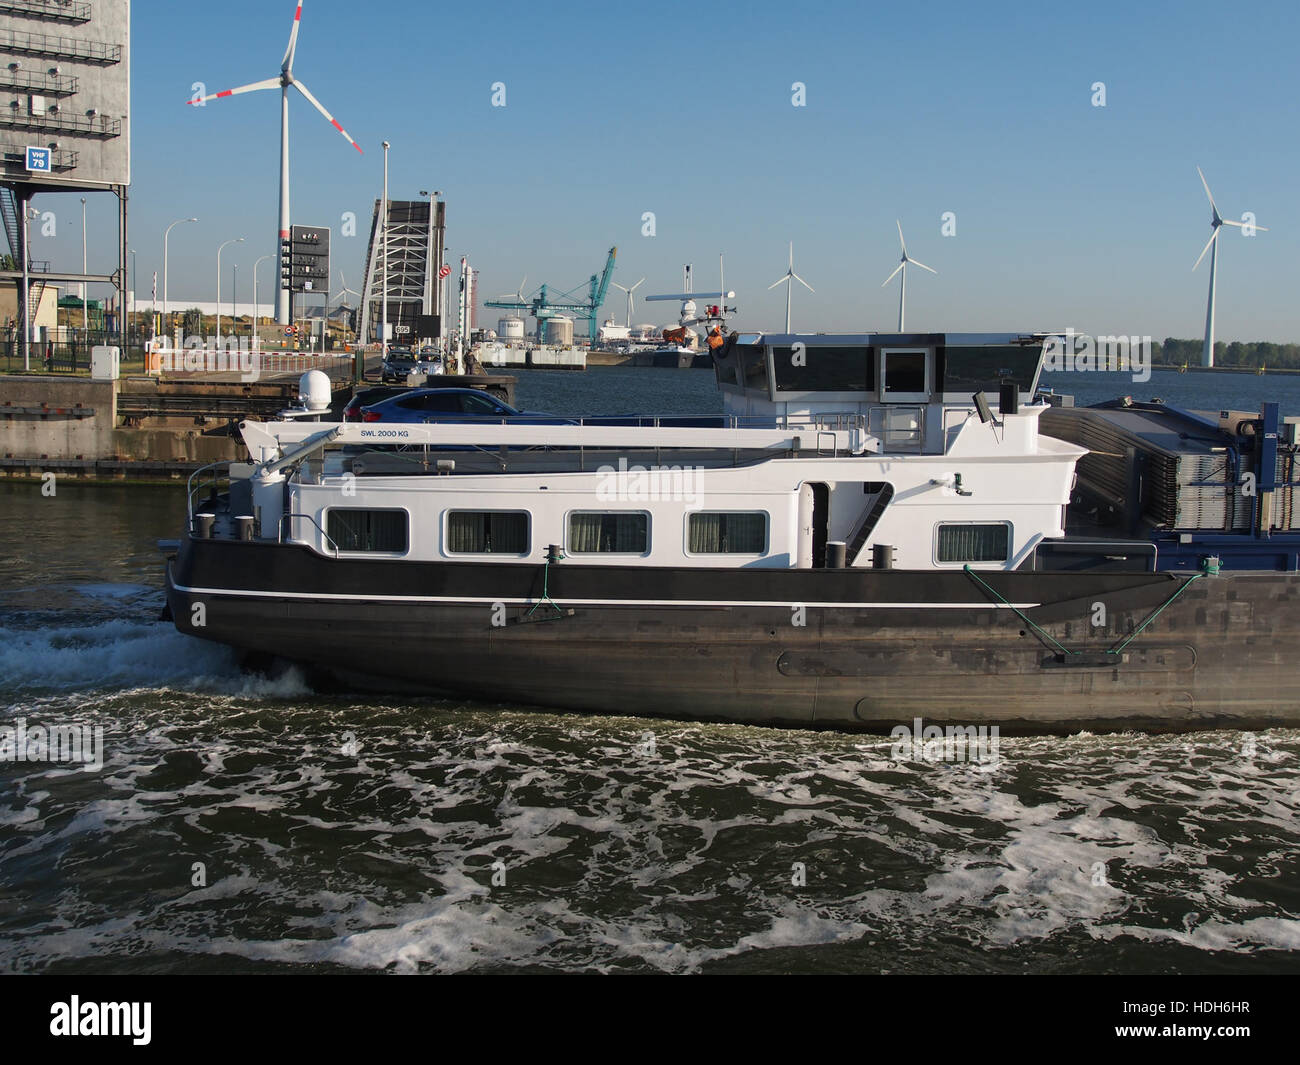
[342,386,411,422]
[358,387,568,424]
[379,345,436,382]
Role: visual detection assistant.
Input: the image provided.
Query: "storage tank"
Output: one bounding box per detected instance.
[498,316,525,341]
[544,316,574,346]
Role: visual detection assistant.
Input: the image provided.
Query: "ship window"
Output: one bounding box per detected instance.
[687,512,768,554]
[941,345,1041,396]
[772,346,873,393]
[741,345,770,391]
[447,510,529,554]
[327,508,408,553]
[568,511,649,554]
[936,523,1010,563]
[882,350,929,395]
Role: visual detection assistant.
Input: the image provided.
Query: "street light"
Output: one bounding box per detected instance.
[129,249,136,348]
[80,197,87,341]
[253,253,272,348]
[216,237,245,344]
[162,217,198,340]
[21,203,36,371]
[381,140,389,359]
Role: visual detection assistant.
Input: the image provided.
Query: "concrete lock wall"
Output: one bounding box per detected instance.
[0,375,245,474]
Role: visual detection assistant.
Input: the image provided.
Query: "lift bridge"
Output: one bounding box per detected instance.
[485,246,617,344]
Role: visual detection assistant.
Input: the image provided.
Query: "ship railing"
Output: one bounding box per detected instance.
[279,512,339,557]
[187,460,233,525]
[866,405,926,453]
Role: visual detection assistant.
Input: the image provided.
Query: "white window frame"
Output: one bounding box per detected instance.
[879,347,932,404]
[443,508,532,558]
[565,509,653,557]
[323,505,412,558]
[932,520,1013,568]
[683,510,770,557]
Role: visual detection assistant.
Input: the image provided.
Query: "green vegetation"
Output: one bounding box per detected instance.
[1153,339,1300,369]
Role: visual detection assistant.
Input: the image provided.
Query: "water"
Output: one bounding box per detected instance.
[1,366,1298,974]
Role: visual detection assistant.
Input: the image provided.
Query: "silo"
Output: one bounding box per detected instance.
[544,316,574,346]
[498,316,525,341]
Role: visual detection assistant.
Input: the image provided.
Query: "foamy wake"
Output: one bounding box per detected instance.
[0,618,309,699]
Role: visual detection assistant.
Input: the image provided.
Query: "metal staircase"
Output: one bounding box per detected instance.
[846,482,895,565]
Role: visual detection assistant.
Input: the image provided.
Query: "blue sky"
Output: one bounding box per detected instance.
[33,0,1300,340]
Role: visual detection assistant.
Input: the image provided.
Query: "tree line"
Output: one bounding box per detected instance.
[1153,338,1300,369]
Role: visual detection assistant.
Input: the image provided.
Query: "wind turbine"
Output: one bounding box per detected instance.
[611,278,644,327]
[880,220,936,332]
[188,1,363,326]
[1193,167,1267,368]
[767,242,813,333]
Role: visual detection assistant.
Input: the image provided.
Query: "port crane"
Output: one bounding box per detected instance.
[485,247,618,344]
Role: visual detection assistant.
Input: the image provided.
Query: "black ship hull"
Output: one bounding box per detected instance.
[164,537,1300,733]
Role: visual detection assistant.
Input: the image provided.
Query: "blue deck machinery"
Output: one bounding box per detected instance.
[485,247,618,345]
[1040,397,1300,571]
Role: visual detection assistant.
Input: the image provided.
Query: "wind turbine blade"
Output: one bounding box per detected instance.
[788,241,794,268]
[768,276,789,291]
[1192,228,1219,271]
[188,77,281,105]
[292,80,364,153]
[791,272,814,292]
[630,278,644,291]
[282,1,304,71]
[909,258,937,275]
[896,219,907,256]
[1220,219,1269,231]
[1196,166,1220,220]
[881,263,904,287]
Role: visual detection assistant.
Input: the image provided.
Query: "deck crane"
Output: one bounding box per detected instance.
[484,247,618,344]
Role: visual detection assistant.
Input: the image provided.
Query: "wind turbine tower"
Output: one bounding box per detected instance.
[767,242,813,332]
[880,221,936,332]
[1193,167,1267,368]
[188,2,364,325]
[611,278,644,327]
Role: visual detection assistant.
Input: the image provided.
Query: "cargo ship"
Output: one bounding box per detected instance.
[162,332,1300,733]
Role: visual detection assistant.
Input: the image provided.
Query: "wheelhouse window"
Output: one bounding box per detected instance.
[687,512,768,554]
[772,345,873,393]
[568,512,649,554]
[940,345,1042,400]
[327,508,409,553]
[446,510,530,554]
[936,523,1010,563]
[880,348,930,401]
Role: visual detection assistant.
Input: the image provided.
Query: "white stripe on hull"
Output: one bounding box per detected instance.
[169,578,1040,610]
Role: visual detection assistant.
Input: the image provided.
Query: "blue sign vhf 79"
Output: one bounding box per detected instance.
[25,147,52,173]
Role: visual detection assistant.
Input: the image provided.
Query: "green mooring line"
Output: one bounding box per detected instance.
[962,565,1204,659]
[962,565,1076,655]
[1107,573,1203,654]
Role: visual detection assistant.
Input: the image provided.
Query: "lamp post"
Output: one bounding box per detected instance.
[253,253,272,349]
[162,217,198,341]
[232,263,238,341]
[381,140,389,360]
[216,237,244,344]
[129,249,136,350]
[80,197,87,344]
[21,203,36,371]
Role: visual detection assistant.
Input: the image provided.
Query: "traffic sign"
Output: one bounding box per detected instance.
[25,147,51,173]
[438,265,452,279]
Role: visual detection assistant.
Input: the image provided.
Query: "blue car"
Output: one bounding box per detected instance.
[359,387,568,424]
